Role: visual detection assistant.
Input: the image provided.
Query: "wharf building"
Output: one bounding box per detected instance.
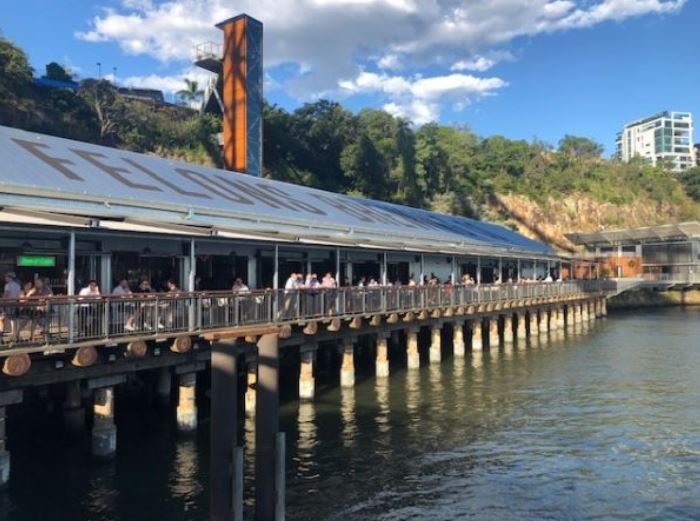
[566,222,700,284]
[615,111,695,172]
[0,123,612,506]
[0,13,613,519]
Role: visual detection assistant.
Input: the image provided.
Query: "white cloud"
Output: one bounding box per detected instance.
[451,56,497,72]
[450,51,515,72]
[384,100,439,125]
[377,53,403,70]
[120,68,211,95]
[76,0,686,120]
[340,71,507,123]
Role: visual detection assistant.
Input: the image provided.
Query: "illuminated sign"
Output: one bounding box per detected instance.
[16,255,56,267]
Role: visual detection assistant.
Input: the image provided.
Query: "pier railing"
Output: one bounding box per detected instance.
[0,280,612,354]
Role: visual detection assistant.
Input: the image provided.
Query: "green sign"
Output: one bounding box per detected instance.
[16,255,56,268]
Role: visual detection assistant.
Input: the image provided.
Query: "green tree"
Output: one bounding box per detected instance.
[177,78,204,105]
[291,100,356,191]
[0,37,33,102]
[678,166,700,201]
[43,62,73,82]
[341,132,389,200]
[394,119,418,205]
[78,79,124,143]
[558,134,604,159]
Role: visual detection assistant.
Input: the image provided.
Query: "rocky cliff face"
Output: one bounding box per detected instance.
[487,193,700,252]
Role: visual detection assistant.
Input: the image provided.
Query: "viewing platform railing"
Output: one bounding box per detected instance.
[0,280,612,355]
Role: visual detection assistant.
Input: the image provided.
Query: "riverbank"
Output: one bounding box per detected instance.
[608,288,700,309]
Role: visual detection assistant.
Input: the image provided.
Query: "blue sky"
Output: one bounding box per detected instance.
[1,0,697,154]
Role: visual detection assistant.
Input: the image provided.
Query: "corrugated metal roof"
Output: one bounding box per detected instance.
[0,125,555,257]
[566,222,700,246]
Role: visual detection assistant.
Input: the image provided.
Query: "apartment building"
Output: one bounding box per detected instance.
[615,111,695,172]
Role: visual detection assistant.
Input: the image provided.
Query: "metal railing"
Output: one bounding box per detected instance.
[0,281,612,354]
[641,273,700,283]
[194,41,222,62]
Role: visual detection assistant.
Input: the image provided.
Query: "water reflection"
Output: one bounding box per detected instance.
[296,402,319,480]
[7,308,700,521]
[405,369,421,433]
[85,467,118,519]
[375,379,390,434]
[471,350,484,369]
[169,440,202,509]
[340,388,357,448]
[428,364,444,406]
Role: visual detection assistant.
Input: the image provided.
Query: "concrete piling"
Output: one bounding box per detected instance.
[340,340,355,388]
[156,367,171,405]
[245,361,257,417]
[0,407,8,487]
[376,334,390,378]
[488,317,499,350]
[502,315,514,344]
[429,325,442,363]
[0,391,22,488]
[406,328,420,369]
[92,387,117,458]
[299,349,316,400]
[63,380,85,434]
[176,373,198,432]
[529,311,539,337]
[471,320,483,352]
[453,322,465,358]
[541,309,550,334]
[516,312,527,340]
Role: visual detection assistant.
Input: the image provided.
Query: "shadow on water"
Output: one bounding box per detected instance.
[4,308,700,520]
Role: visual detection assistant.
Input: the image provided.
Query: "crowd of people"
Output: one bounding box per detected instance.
[0,267,565,343]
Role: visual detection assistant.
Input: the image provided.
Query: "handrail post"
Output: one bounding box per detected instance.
[103,297,110,339]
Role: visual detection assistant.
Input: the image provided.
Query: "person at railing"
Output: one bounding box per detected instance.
[232,277,251,323]
[12,281,34,342]
[133,279,161,331]
[78,280,101,337]
[408,274,417,286]
[302,273,319,316]
[1,272,21,342]
[427,275,440,306]
[282,272,301,319]
[163,279,182,329]
[25,278,53,341]
[321,272,338,315]
[113,279,137,332]
[232,278,250,293]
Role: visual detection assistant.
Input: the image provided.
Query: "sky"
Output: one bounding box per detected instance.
[1,0,698,154]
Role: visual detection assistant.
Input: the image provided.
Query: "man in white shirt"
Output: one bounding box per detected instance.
[283,272,298,318]
[2,272,21,339]
[285,273,298,291]
[78,280,101,337]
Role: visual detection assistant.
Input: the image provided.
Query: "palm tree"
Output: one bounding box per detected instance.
[176,78,204,106]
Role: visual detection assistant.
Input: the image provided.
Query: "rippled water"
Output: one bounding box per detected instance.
[3,308,700,520]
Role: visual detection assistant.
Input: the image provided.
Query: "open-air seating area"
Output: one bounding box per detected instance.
[0,280,612,353]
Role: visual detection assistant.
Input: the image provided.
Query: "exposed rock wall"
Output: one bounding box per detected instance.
[488,192,696,252]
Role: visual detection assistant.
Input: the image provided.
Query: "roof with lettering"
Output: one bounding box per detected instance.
[0,125,556,258]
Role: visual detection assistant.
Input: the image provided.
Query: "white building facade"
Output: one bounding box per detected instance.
[615,111,695,172]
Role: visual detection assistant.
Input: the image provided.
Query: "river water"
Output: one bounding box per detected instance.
[3,307,700,520]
